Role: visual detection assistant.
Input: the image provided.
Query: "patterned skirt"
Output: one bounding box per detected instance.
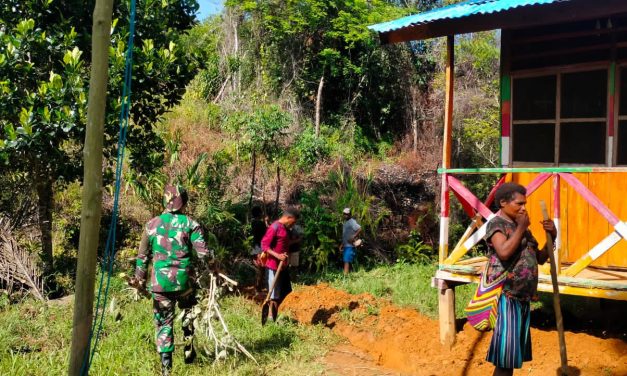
[486,294,532,369]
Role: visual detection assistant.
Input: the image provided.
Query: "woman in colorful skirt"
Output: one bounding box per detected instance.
[484,183,556,376]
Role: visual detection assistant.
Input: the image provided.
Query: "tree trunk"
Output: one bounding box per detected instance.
[248,150,257,210]
[69,0,114,374]
[315,74,324,138]
[412,108,419,155]
[274,164,281,216]
[35,178,54,276]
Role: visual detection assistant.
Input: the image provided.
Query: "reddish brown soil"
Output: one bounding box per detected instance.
[282,284,627,376]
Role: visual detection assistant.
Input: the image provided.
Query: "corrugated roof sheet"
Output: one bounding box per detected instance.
[368,0,567,34]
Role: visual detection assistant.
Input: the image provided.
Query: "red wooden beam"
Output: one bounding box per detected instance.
[447,175,494,220]
[525,173,552,197]
[558,173,620,226]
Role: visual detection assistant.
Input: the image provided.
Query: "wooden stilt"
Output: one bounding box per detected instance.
[438,35,456,347]
[442,35,454,169]
[439,173,450,265]
[438,281,456,348]
[68,0,115,375]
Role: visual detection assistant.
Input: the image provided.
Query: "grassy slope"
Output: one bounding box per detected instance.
[0,278,336,376]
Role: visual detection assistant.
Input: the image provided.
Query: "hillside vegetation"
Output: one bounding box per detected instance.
[0,0,500,309]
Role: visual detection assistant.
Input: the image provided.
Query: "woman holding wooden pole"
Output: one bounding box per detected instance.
[484,183,556,376]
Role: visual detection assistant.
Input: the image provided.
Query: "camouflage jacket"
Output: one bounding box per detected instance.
[135,212,213,293]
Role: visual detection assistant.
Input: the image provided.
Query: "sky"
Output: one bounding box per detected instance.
[197,0,224,20]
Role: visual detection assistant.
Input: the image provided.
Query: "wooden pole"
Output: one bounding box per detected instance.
[438,35,455,347]
[69,0,115,374]
[442,35,454,169]
[540,200,568,376]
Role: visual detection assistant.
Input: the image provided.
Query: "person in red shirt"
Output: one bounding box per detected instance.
[261,207,299,320]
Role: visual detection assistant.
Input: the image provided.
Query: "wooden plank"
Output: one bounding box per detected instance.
[565,173,589,263]
[525,172,552,197]
[439,174,450,264]
[379,0,627,44]
[511,61,610,78]
[435,167,627,174]
[553,174,562,269]
[608,173,627,266]
[560,174,570,261]
[435,270,627,299]
[555,73,561,165]
[501,29,512,167]
[447,175,494,220]
[443,35,454,169]
[563,231,621,276]
[526,173,553,248]
[588,173,612,267]
[559,172,621,226]
[444,217,480,265]
[512,25,627,45]
[512,43,612,62]
[438,288,456,347]
[608,62,617,166]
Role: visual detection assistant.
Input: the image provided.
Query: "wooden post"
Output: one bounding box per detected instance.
[438,35,455,347]
[439,173,449,265]
[540,200,568,376]
[68,0,114,374]
[438,280,456,347]
[500,30,511,167]
[553,174,561,269]
[442,35,454,168]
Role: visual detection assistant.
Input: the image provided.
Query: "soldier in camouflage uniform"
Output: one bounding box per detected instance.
[134,185,214,376]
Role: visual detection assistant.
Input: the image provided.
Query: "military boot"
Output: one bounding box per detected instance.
[160,352,172,376]
[184,338,196,364]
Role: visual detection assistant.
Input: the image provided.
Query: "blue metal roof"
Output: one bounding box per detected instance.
[368,0,567,34]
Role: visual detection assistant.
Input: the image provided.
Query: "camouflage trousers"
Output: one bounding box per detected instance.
[152,289,197,353]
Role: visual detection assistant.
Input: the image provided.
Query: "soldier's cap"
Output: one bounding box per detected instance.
[163,184,188,213]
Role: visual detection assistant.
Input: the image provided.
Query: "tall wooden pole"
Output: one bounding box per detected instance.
[438,35,455,347]
[69,0,115,374]
[442,35,454,169]
[540,200,568,376]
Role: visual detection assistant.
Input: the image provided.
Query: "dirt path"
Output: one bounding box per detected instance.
[281,284,627,376]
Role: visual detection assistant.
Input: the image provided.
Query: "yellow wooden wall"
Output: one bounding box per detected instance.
[509,172,627,268]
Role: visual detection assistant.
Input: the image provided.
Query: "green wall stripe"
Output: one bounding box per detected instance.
[500,74,511,101]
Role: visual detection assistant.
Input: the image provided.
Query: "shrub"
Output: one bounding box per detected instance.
[395,230,435,264]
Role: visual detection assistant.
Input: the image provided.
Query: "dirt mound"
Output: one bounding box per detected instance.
[282,284,627,376]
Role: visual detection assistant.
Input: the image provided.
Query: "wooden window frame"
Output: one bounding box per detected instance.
[510,62,612,167]
[615,63,627,166]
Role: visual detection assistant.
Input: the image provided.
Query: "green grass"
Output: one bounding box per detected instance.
[0,278,337,376]
[0,263,476,375]
[300,262,476,319]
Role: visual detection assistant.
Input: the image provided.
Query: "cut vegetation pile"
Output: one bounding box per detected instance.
[282,284,627,376]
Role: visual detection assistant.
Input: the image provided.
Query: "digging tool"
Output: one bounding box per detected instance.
[540,200,568,375]
[261,260,285,325]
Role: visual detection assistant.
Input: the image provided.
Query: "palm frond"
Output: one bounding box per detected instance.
[0,218,45,300]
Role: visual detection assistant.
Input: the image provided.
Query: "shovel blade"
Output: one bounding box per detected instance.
[261,301,270,326]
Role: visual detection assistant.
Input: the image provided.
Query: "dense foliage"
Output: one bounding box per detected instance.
[0,0,201,277]
[0,0,503,294]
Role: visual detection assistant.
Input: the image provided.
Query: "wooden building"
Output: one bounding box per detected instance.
[369,0,627,346]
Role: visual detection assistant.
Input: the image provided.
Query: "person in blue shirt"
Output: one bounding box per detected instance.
[341,208,361,275]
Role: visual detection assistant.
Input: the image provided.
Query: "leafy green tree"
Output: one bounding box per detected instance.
[0,0,200,276]
[224,104,290,211]
[226,0,415,138]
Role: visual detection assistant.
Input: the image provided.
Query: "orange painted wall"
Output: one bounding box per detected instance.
[510,172,627,268]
